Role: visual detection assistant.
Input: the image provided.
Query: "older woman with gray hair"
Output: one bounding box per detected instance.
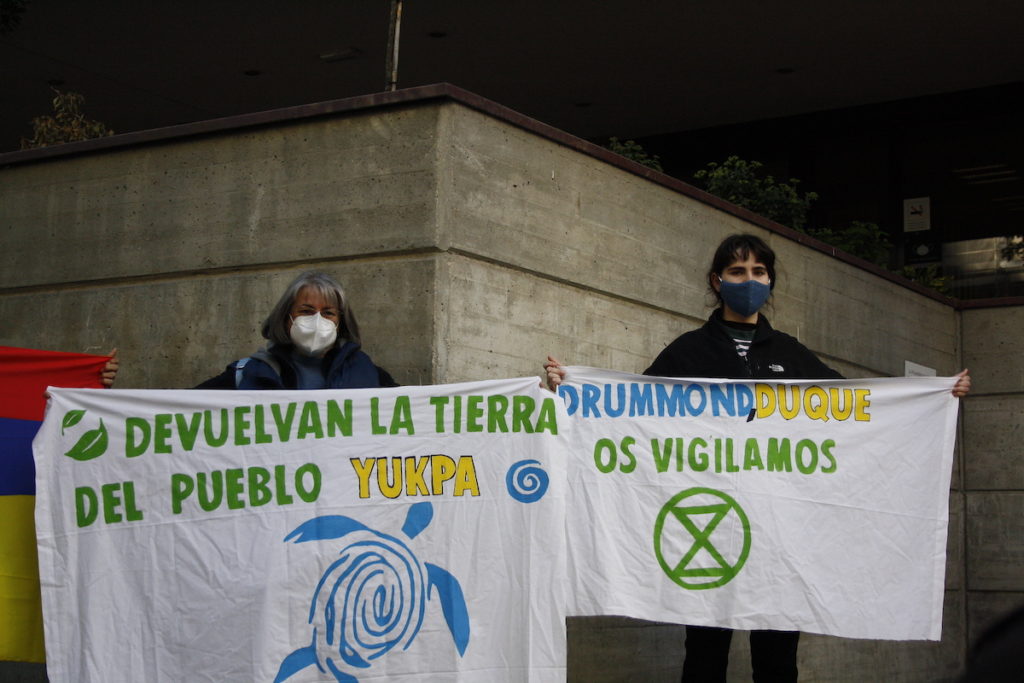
[197,271,396,389]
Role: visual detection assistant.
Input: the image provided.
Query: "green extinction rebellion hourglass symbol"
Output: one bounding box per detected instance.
[653,488,751,590]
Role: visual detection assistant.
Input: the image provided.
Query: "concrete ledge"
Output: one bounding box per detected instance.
[0,83,959,306]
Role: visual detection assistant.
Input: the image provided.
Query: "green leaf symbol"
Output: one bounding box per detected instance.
[61,409,86,435]
[64,419,108,461]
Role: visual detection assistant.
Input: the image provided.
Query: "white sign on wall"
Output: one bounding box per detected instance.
[903,197,931,232]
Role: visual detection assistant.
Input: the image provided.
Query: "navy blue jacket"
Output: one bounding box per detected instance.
[196,342,397,389]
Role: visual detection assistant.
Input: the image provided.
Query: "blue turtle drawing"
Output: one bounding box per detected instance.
[274,502,470,683]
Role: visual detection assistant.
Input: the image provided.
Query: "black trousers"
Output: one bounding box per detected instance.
[681,625,799,683]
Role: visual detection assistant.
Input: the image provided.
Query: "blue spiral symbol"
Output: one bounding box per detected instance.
[505,459,549,503]
[309,530,426,675]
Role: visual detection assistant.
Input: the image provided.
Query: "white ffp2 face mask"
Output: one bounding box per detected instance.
[290,313,338,356]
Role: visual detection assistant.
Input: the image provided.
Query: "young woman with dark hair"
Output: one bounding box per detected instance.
[545,233,970,682]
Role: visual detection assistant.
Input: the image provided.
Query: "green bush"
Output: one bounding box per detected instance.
[693,156,817,231]
[805,221,892,267]
[900,265,951,294]
[606,137,663,172]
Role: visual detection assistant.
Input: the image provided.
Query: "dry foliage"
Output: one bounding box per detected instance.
[21,89,114,149]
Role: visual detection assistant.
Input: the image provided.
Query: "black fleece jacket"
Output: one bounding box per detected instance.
[644,308,842,381]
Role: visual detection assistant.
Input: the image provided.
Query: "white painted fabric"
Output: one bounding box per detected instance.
[560,367,960,641]
[34,379,567,682]
[34,370,962,682]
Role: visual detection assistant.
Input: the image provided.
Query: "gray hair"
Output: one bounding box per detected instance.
[261,271,361,347]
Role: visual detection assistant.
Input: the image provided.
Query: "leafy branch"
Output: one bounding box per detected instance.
[21,89,114,149]
[605,137,663,172]
[0,0,27,35]
[693,156,818,231]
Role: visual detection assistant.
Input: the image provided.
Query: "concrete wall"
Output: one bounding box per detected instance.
[0,88,997,681]
[961,305,1024,656]
[1,105,446,388]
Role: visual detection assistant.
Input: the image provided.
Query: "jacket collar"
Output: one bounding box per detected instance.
[266,340,362,374]
[708,307,777,344]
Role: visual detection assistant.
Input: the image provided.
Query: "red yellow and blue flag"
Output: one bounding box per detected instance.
[0,346,109,662]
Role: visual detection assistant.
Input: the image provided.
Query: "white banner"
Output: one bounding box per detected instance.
[559,367,960,640]
[34,379,567,682]
[34,371,962,680]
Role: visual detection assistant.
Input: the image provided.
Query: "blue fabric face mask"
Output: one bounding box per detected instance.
[718,279,771,317]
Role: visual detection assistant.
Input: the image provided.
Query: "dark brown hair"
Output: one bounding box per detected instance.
[706,233,777,303]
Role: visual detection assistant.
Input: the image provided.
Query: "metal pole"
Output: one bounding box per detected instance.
[385,0,403,92]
